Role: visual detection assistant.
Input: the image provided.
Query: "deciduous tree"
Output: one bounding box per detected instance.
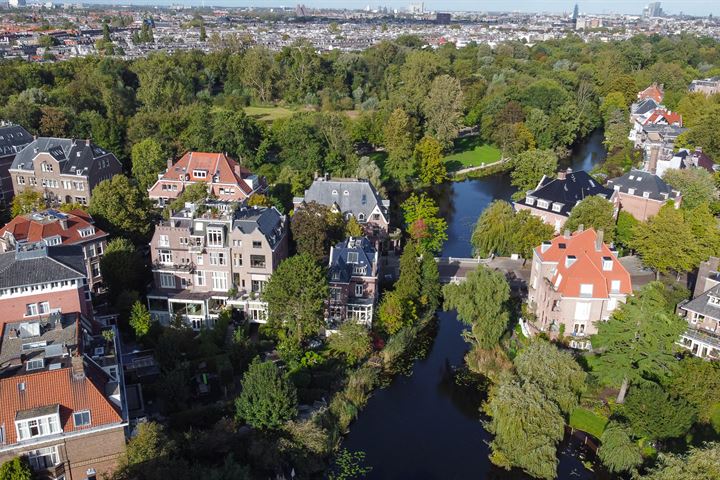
[383,108,416,183]
[640,442,720,480]
[328,321,372,365]
[563,195,616,242]
[10,189,45,218]
[423,75,464,148]
[88,175,152,242]
[263,253,328,345]
[402,193,448,254]
[129,301,152,338]
[623,382,696,440]
[0,457,32,480]
[235,358,298,430]
[291,202,344,261]
[663,168,716,210]
[415,136,447,185]
[597,422,642,474]
[510,149,558,201]
[100,238,144,303]
[131,137,166,192]
[667,357,720,423]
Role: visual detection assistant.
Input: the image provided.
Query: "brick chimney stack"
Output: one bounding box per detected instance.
[595,230,604,252]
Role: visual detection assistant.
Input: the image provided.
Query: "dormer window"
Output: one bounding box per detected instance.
[78,227,95,238]
[613,185,620,191]
[353,265,366,275]
[193,170,207,179]
[347,252,359,264]
[537,200,549,209]
[26,358,44,371]
[358,213,365,221]
[41,162,53,172]
[580,284,594,297]
[628,188,635,195]
[642,191,650,198]
[207,228,223,247]
[708,295,720,307]
[15,410,61,440]
[551,203,562,213]
[602,256,613,271]
[525,197,535,206]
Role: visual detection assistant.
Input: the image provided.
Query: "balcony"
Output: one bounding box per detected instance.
[682,327,720,349]
[152,260,195,273]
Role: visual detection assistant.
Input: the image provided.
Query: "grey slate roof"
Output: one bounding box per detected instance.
[681,283,720,321]
[524,170,614,217]
[0,244,86,288]
[606,169,681,202]
[233,206,285,249]
[631,98,659,115]
[328,237,377,284]
[11,137,119,175]
[0,124,32,158]
[297,178,389,222]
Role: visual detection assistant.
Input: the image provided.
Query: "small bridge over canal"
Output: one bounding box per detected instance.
[435,256,531,290]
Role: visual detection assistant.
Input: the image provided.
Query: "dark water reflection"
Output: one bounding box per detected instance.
[342,133,608,479]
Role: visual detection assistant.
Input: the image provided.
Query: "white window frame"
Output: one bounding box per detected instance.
[73,410,91,427]
[195,270,206,287]
[15,414,61,441]
[212,271,228,291]
[580,284,594,297]
[27,445,60,471]
[26,358,44,371]
[159,273,175,289]
[355,284,364,297]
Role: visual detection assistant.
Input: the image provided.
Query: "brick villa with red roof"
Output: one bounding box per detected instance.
[526,228,632,349]
[0,210,108,293]
[637,82,664,103]
[0,312,126,480]
[147,152,264,206]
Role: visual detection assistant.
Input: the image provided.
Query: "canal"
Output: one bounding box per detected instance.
[342,130,609,479]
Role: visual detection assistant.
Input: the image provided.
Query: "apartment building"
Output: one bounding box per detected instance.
[9,137,122,207]
[527,228,632,349]
[689,77,720,96]
[0,244,93,330]
[327,237,379,329]
[606,169,682,221]
[514,169,617,233]
[0,210,108,292]
[0,122,32,206]
[147,152,263,206]
[147,201,288,329]
[677,257,720,360]
[0,313,126,480]
[294,176,391,248]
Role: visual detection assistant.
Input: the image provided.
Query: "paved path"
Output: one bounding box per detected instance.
[450,158,510,176]
[436,256,530,289]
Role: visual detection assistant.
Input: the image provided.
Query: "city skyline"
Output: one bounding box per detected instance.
[77,0,717,17]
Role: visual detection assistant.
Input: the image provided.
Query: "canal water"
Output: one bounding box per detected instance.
[342,130,608,479]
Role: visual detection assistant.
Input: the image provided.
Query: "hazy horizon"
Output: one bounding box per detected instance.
[76,0,717,17]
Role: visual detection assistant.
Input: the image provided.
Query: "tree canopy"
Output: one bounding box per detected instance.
[471,200,553,258]
[510,149,558,201]
[235,358,298,430]
[563,196,616,242]
[402,193,448,254]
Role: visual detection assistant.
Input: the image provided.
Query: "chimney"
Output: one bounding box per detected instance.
[578,224,584,232]
[595,230,604,251]
[564,229,570,239]
[557,170,566,180]
[648,145,660,174]
[695,146,703,154]
[541,241,552,253]
[167,158,173,170]
[234,164,242,176]
[71,355,85,379]
[86,139,90,147]
[324,172,330,181]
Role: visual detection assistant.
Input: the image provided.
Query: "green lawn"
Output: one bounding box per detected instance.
[244,106,296,122]
[569,407,609,438]
[443,137,502,172]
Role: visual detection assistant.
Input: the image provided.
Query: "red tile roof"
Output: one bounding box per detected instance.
[536,229,632,298]
[643,109,682,126]
[0,362,122,445]
[159,152,253,194]
[0,210,106,246]
[637,83,664,103]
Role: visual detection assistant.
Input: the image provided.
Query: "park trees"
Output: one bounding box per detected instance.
[640,442,720,480]
[383,108,416,184]
[402,193,448,254]
[235,358,298,430]
[415,136,447,185]
[510,149,558,201]
[88,175,153,242]
[239,46,277,103]
[422,74,464,148]
[290,202,344,261]
[590,282,687,403]
[563,196,616,242]
[131,137,166,192]
[443,266,510,350]
[263,254,328,346]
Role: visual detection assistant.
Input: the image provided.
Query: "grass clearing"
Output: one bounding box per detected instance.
[570,407,608,438]
[443,136,502,171]
[244,106,296,122]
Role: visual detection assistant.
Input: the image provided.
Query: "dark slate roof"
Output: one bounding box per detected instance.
[0,124,32,159]
[233,206,285,249]
[681,283,720,321]
[297,178,389,222]
[631,98,659,115]
[524,170,614,217]
[641,124,687,138]
[0,244,86,288]
[606,169,681,202]
[328,237,377,284]
[11,137,119,175]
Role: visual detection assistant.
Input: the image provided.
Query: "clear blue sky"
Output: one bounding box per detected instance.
[105,0,716,16]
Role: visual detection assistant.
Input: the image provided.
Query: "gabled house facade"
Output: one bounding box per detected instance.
[0,313,126,480]
[147,152,263,206]
[0,244,93,330]
[147,202,288,329]
[0,122,32,206]
[0,210,108,293]
[9,138,123,207]
[294,177,391,248]
[677,257,720,360]
[327,237,379,329]
[527,228,632,349]
[606,169,682,221]
[514,169,617,233]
